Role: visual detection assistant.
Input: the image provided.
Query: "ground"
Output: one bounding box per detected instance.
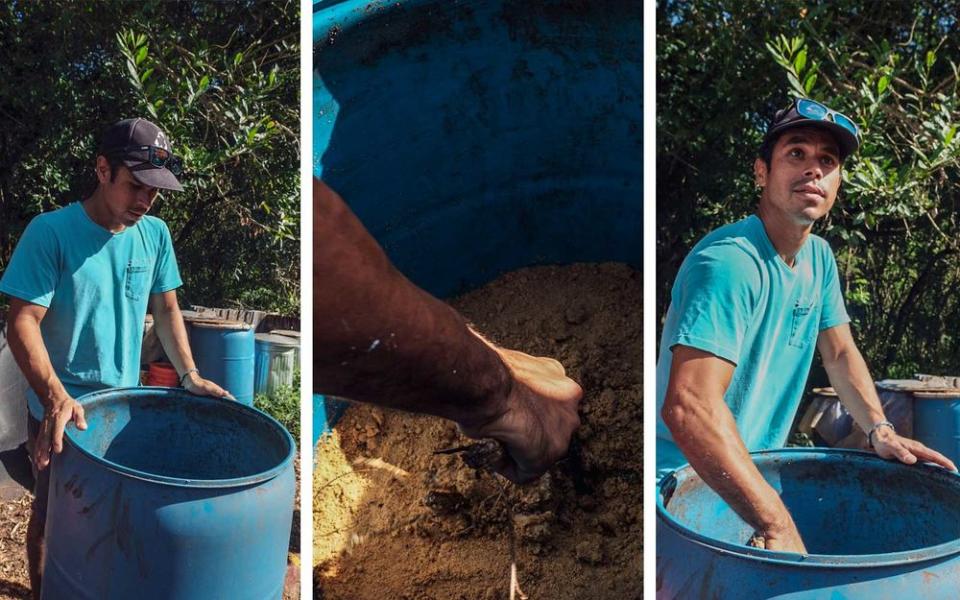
[315,262,642,600]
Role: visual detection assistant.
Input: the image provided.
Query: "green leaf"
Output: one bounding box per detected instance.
[926,50,936,69]
[233,51,243,67]
[135,45,148,66]
[804,72,818,94]
[794,49,807,73]
[878,75,890,94]
[199,75,210,91]
[946,125,958,146]
[268,67,277,87]
[140,68,154,83]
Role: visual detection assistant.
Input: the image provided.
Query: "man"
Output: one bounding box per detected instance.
[315,179,583,484]
[656,98,956,553]
[0,118,229,596]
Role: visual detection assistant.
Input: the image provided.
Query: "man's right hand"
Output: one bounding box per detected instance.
[760,517,808,553]
[460,341,583,484]
[35,394,88,470]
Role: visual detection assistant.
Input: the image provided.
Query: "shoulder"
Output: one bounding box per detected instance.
[20,204,74,240]
[137,215,174,241]
[679,220,765,289]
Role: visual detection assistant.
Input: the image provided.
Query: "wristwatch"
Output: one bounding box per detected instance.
[867,420,895,448]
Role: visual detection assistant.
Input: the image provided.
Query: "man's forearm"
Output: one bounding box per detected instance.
[819,327,886,435]
[150,293,197,380]
[313,179,511,427]
[663,388,795,535]
[8,310,68,409]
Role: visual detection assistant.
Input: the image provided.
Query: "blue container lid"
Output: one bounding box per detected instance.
[67,387,295,489]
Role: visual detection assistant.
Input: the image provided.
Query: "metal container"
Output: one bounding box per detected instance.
[657,449,960,599]
[42,387,296,599]
[188,319,255,406]
[313,394,349,446]
[254,333,300,396]
[914,390,960,467]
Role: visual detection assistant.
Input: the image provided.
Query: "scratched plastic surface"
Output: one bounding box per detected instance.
[313,0,641,435]
[657,449,960,599]
[41,387,296,599]
[314,0,641,299]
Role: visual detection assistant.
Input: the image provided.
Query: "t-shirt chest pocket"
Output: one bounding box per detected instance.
[788,297,818,349]
[124,261,152,301]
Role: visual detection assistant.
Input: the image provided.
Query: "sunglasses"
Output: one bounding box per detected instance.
[111,145,184,177]
[794,98,860,139]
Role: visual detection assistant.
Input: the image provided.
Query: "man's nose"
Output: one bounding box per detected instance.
[804,161,824,179]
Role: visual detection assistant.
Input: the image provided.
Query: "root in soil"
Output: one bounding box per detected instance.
[314,262,642,600]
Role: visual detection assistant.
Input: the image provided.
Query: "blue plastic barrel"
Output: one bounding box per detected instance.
[313,0,641,430]
[189,319,255,406]
[914,390,960,467]
[657,449,960,599]
[42,387,296,599]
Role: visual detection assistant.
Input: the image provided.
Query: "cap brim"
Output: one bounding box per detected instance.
[124,161,184,192]
[766,121,859,161]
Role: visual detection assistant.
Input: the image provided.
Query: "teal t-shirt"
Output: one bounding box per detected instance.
[655,215,849,480]
[0,202,182,418]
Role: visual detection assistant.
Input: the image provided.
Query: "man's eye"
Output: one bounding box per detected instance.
[789,148,803,158]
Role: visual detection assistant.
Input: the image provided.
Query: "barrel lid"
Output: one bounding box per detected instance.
[255,332,300,347]
[811,387,837,397]
[190,318,251,331]
[914,389,960,399]
[875,379,943,391]
[270,329,301,339]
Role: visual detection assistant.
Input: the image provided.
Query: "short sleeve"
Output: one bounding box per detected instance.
[819,248,850,331]
[150,220,183,293]
[0,217,60,307]
[666,243,761,365]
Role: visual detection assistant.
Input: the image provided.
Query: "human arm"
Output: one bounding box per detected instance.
[817,324,956,470]
[661,345,806,553]
[313,179,582,482]
[5,298,88,469]
[148,290,232,399]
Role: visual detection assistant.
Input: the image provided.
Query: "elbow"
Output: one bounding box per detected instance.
[661,389,698,435]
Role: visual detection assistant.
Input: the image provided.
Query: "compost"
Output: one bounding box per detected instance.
[315,262,642,599]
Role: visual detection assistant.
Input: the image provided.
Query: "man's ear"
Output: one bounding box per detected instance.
[754,158,767,189]
[95,155,111,184]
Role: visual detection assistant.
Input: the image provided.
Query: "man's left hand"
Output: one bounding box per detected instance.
[183,372,236,401]
[872,428,957,471]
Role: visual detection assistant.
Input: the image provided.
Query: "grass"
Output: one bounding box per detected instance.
[255,369,301,442]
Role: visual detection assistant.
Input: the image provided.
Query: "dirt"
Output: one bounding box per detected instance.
[0,493,30,600]
[314,262,642,600]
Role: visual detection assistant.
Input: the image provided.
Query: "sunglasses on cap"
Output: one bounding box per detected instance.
[110,145,184,177]
[793,98,860,139]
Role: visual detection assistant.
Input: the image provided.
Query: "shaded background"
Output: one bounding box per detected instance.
[658,0,960,379]
[0,0,300,323]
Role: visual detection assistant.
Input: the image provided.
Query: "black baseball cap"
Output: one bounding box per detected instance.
[98,118,184,192]
[761,98,860,161]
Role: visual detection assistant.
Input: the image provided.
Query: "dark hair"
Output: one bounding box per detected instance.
[81,155,126,199]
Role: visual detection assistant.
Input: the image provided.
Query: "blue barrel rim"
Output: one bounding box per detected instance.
[64,386,296,489]
[657,448,960,568]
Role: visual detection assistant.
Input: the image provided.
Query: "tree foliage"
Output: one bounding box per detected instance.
[658,0,960,378]
[0,0,300,324]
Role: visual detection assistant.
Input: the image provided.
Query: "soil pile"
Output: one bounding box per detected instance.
[315,262,642,600]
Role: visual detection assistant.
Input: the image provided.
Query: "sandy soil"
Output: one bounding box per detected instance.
[315,262,642,600]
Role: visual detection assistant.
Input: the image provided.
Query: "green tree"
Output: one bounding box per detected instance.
[658,0,960,377]
[0,0,300,325]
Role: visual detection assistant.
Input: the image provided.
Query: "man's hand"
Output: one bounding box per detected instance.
[760,519,808,553]
[35,394,88,471]
[459,339,582,484]
[871,427,957,471]
[183,372,235,401]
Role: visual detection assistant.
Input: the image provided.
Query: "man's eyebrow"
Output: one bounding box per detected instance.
[782,135,840,156]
